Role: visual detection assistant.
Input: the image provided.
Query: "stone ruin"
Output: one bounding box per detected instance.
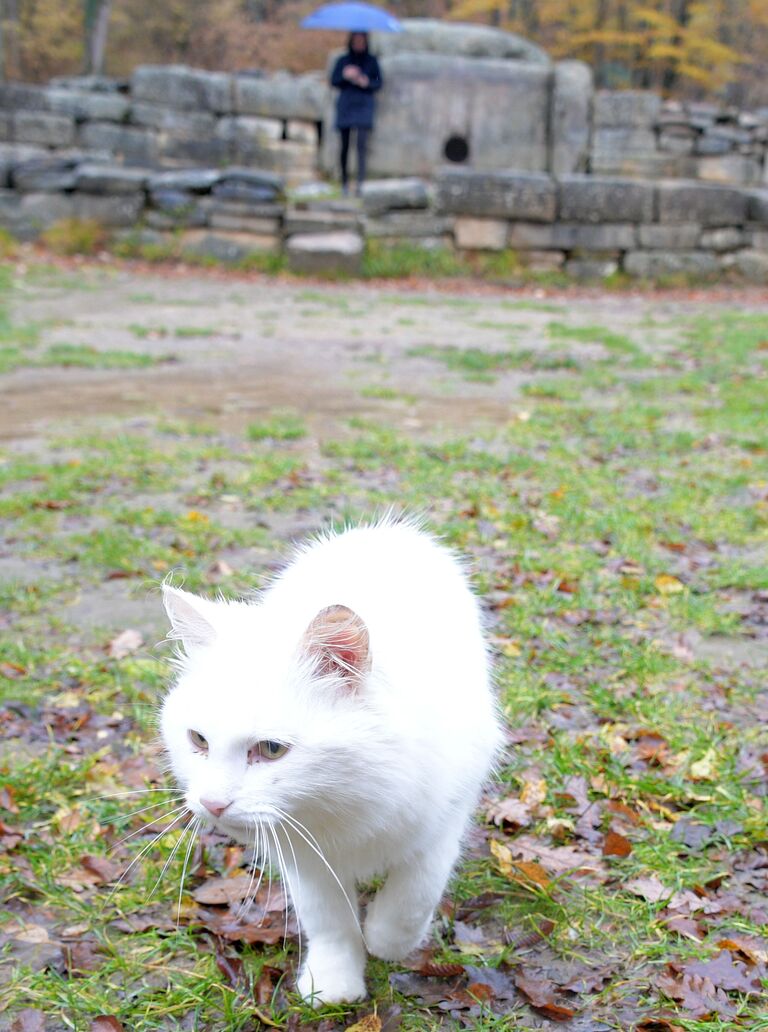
[1,18,768,279]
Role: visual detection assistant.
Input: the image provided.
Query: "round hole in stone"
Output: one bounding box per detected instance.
[443,135,469,163]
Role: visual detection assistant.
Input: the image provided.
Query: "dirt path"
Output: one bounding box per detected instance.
[4,263,766,443]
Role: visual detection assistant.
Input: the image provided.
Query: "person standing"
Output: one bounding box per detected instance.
[330,32,382,195]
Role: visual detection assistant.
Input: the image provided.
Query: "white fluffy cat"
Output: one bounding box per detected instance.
[160,518,502,1005]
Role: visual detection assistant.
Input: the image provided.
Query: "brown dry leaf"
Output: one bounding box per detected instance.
[681,950,763,993]
[91,1019,125,1032]
[717,936,768,965]
[486,797,533,829]
[346,1016,382,1032]
[0,661,27,679]
[656,972,736,1019]
[81,855,122,884]
[655,574,685,595]
[107,628,144,660]
[662,914,705,940]
[602,829,632,858]
[636,1021,684,1032]
[10,1011,46,1032]
[66,939,105,974]
[404,947,465,978]
[193,873,257,906]
[506,834,604,878]
[0,785,19,813]
[625,875,670,903]
[489,840,551,889]
[514,971,576,1021]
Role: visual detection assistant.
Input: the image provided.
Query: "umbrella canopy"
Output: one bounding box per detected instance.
[301,2,402,33]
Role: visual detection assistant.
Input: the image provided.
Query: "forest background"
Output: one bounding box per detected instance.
[1,0,768,107]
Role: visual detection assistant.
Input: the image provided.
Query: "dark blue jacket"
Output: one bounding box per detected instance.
[330,52,382,130]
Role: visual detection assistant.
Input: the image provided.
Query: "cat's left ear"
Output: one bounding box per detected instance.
[301,604,371,689]
[163,585,218,653]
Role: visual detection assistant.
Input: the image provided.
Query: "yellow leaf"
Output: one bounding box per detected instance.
[689,748,718,781]
[490,838,514,877]
[345,1017,382,1032]
[655,573,684,595]
[185,510,209,524]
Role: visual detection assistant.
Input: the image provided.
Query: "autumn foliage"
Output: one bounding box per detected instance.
[2,0,768,104]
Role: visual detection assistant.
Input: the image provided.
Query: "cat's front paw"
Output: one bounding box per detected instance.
[296,961,367,1007]
[364,907,431,962]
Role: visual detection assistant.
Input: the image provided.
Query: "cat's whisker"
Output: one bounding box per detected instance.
[237,818,261,921]
[109,804,189,851]
[87,789,182,800]
[267,822,290,947]
[107,797,186,825]
[176,816,200,928]
[147,814,193,902]
[278,820,303,973]
[273,807,364,944]
[106,809,190,904]
[272,822,302,965]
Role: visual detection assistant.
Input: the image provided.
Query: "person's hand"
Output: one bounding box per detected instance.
[356,73,369,87]
[342,65,359,82]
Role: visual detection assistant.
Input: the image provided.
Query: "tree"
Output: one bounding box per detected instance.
[84,0,113,75]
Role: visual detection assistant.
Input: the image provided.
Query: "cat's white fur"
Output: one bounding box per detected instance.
[160,518,502,1004]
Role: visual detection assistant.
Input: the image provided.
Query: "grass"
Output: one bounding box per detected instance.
[408,343,581,381]
[0,271,767,1030]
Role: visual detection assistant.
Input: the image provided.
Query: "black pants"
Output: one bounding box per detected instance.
[339,127,369,188]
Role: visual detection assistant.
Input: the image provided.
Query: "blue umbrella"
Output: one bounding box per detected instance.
[301,2,402,32]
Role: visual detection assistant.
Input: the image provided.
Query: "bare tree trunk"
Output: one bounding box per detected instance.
[84,0,114,75]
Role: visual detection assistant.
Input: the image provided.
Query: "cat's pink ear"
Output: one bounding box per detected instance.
[301,605,371,688]
[163,585,218,652]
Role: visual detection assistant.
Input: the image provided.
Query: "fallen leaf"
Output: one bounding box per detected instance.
[656,972,736,1019]
[193,873,280,907]
[655,574,685,595]
[486,797,533,829]
[602,829,632,857]
[107,629,143,660]
[489,840,551,888]
[345,1016,382,1032]
[625,875,670,903]
[514,971,576,1021]
[506,834,604,877]
[81,854,122,884]
[90,1018,125,1032]
[10,1011,46,1032]
[0,785,20,813]
[681,950,763,993]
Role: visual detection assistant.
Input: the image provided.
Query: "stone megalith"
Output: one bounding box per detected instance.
[371,18,550,64]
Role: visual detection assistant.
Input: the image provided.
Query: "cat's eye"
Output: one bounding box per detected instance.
[188,729,208,753]
[248,740,290,763]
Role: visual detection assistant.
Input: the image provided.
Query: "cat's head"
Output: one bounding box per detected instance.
[159,586,375,839]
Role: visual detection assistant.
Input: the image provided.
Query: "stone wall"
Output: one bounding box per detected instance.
[2,144,767,281]
[0,67,326,186]
[591,91,768,186]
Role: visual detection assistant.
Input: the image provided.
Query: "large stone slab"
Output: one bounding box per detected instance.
[436,168,556,222]
[623,250,720,278]
[697,154,762,186]
[131,65,232,113]
[726,249,768,282]
[46,88,129,122]
[129,104,215,134]
[284,209,361,235]
[0,82,49,111]
[286,231,364,275]
[360,178,429,216]
[340,54,550,178]
[74,192,144,227]
[372,19,550,63]
[364,211,452,238]
[14,112,75,147]
[147,169,220,193]
[180,229,278,261]
[593,90,661,128]
[507,221,636,250]
[558,175,654,224]
[234,73,326,120]
[75,163,150,194]
[550,61,593,176]
[20,192,76,231]
[748,189,768,225]
[638,224,701,249]
[12,156,81,192]
[454,216,508,250]
[656,180,748,227]
[79,122,158,165]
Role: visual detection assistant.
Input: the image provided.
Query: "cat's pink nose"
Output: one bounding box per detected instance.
[200,797,231,818]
